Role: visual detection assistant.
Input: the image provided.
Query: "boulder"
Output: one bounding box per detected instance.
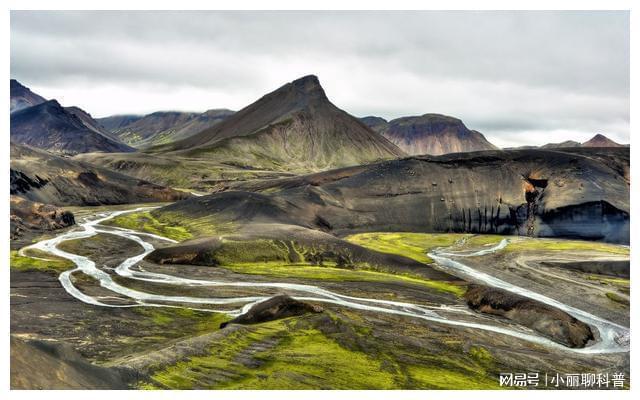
[220,294,323,328]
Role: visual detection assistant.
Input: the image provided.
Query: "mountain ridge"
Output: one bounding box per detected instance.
[10,99,135,155]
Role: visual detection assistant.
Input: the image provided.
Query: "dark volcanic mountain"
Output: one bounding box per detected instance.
[156,147,629,243]
[10,79,46,113]
[10,142,188,206]
[367,114,498,156]
[155,75,405,171]
[582,134,624,148]
[10,100,134,155]
[64,106,121,142]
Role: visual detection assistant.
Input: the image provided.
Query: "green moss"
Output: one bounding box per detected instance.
[345,232,464,264]
[587,275,630,287]
[464,235,505,247]
[102,211,193,241]
[469,345,494,364]
[140,315,503,390]
[10,250,74,273]
[133,307,230,334]
[223,262,464,296]
[408,365,502,389]
[605,292,629,305]
[506,238,629,255]
[142,318,398,389]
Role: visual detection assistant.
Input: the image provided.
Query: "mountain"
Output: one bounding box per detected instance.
[64,106,122,142]
[10,100,135,155]
[97,114,144,132]
[98,109,235,148]
[540,140,581,149]
[10,142,189,206]
[366,113,498,156]
[359,116,389,134]
[157,147,629,244]
[155,75,405,171]
[98,111,200,147]
[10,79,46,113]
[582,134,624,148]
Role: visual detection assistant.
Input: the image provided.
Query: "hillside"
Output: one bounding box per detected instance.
[10,142,188,206]
[155,147,629,243]
[100,111,200,147]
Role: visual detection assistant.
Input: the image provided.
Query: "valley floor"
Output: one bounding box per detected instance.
[10,204,630,389]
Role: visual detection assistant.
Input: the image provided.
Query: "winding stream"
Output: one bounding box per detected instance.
[21,207,630,355]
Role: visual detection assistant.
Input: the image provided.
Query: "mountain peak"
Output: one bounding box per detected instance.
[280,74,327,102]
[379,113,497,155]
[10,79,47,113]
[582,134,623,148]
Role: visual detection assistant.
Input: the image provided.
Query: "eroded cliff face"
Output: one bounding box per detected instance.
[158,148,629,243]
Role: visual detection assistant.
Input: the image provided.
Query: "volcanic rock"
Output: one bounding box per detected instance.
[220,295,323,328]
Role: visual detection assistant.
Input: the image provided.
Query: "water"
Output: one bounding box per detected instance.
[20,207,630,354]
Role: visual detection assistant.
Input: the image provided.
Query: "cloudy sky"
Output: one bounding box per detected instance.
[11,11,629,147]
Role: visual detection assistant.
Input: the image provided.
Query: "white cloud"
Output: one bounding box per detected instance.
[10,10,629,147]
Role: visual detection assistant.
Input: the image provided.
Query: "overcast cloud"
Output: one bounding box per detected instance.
[10,11,629,147]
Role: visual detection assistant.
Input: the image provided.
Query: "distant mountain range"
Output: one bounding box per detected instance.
[10,77,628,168]
[360,114,498,156]
[528,134,626,150]
[97,109,235,148]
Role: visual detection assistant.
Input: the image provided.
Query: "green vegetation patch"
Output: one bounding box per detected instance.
[605,292,629,305]
[408,364,502,389]
[10,250,74,274]
[223,262,464,297]
[140,318,398,389]
[345,232,464,264]
[507,238,629,255]
[103,211,193,241]
[134,307,230,334]
[140,314,502,390]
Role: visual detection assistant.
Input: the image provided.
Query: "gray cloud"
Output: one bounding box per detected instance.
[10,10,629,146]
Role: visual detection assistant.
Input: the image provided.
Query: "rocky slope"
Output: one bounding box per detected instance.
[156,147,629,243]
[64,106,121,142]
[153,75,405,171]
[10,79,46,113]
[10,196,75,244]
[464,285,594,348]
[10,142,189,206]
[361,113,497,156]
[10,100,134,155]
[10,336,130,389]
